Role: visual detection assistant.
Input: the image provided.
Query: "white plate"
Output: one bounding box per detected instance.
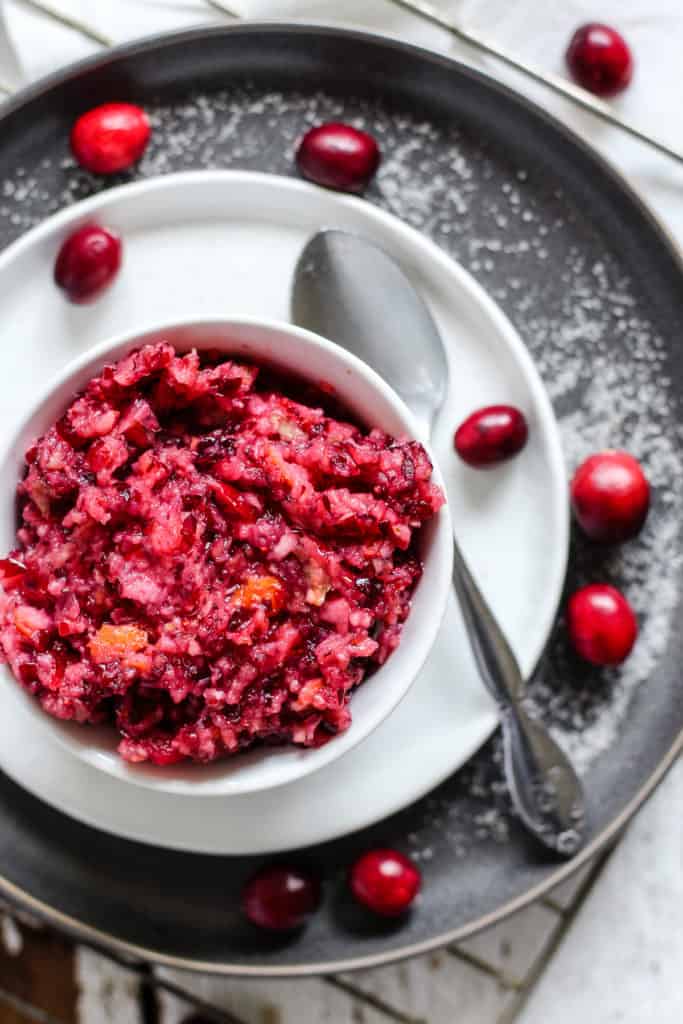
[0,171,568,854]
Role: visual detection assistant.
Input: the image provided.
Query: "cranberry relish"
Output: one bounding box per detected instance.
[0,343,444,766]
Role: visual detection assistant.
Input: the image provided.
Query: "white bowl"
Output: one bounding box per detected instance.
[0,318,452,797]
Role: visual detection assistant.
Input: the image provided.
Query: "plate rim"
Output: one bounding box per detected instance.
[0,20,681,976]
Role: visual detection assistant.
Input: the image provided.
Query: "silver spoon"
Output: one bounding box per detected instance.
[292,229,585,856]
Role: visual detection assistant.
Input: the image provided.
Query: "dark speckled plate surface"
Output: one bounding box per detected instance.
[0,24,681,974]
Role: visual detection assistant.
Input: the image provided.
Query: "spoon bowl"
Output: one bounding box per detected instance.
[292,229,448,437]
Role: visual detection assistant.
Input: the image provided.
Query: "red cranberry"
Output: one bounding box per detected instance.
[242,865,321,931]
[349,849,421,917]
[566,584,637,666]
[54,224,122,304]
[454,405,528,468]
[296,123,381,193]
[71,102,151,175]
[18,661,40,692]
[566,24,633,97]
[571,450,650,543]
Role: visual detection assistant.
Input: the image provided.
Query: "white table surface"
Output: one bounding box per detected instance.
[0,2,681,1022]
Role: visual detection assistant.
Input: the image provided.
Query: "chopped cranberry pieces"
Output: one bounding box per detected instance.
[0,558,27,589]
[0,344,443,766]
[18,662,40,692]
[143,735,187,767]
[211,480,258,522]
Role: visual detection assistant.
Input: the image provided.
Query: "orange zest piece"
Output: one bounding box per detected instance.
[233,575,285,614]
[89,623,148,663]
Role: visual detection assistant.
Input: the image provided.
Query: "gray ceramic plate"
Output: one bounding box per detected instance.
[0,24,681,975]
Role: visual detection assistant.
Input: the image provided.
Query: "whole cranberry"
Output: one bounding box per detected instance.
[71,102,151,175]
[349,849,421,917]
[566,584,637,666]
[296,123,381,193]
[566,23,633,97]
[454,405,528,468]
[571,450,650,543]
[242,865,320,931]
[54,224,122,304]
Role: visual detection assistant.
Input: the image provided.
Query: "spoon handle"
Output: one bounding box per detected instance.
[450,537,525,706]
[502,704,585,855]
[451,538,585,854]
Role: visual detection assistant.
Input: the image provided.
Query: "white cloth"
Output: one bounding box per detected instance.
[1,1,683,237]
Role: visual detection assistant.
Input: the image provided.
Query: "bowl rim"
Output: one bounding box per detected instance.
[0,315,453,797]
